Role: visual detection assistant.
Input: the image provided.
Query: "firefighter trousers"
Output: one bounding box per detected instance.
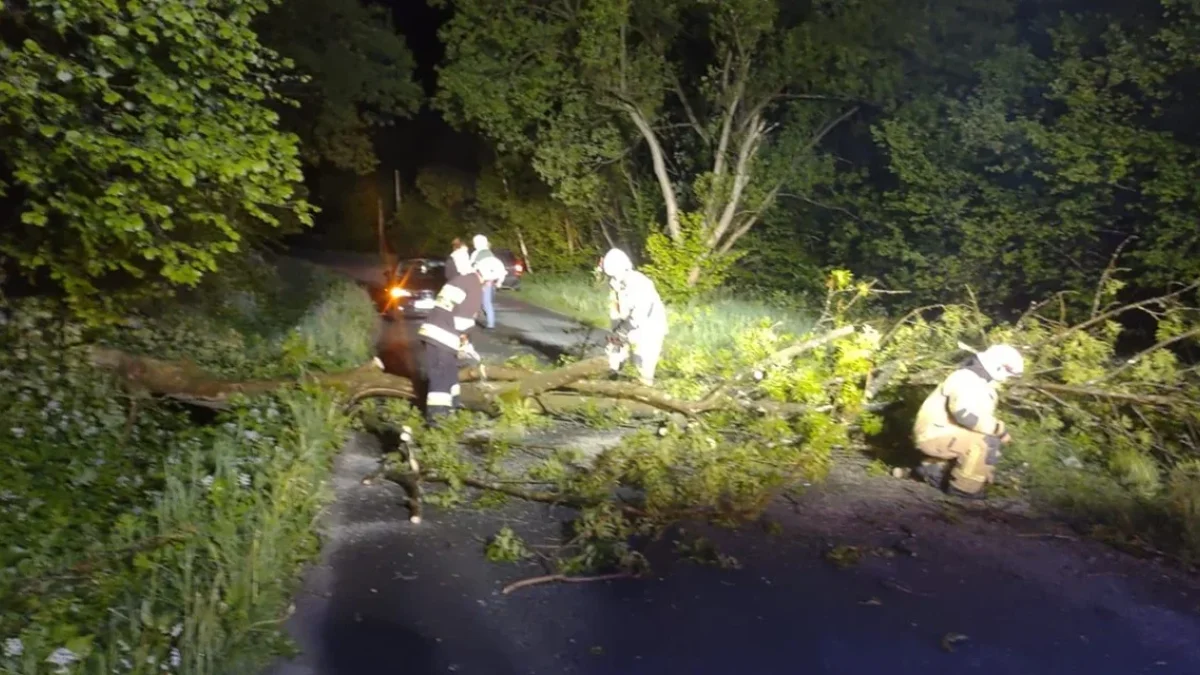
[420,339,460,424]
[606,327,665,386]
[916,427,1002,495]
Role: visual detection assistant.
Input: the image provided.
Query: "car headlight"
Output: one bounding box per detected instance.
[389,286,411,299]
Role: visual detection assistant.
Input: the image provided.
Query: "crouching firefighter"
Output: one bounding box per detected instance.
[912,344,1024,499]
[417,257,508,424]
[598,248,668,386]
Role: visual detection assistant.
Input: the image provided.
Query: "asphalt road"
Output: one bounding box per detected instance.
[266,258,1200,675]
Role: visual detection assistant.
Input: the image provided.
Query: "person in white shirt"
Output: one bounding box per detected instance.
[469,234,497,329]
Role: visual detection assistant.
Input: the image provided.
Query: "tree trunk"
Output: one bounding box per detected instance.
[87,328,867,420]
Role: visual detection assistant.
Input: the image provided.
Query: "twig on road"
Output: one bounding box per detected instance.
[501,572,635,595]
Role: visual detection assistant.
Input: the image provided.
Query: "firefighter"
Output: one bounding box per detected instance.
[912,344,1024,498]
[598,248,668,386]
[417,256,508,424]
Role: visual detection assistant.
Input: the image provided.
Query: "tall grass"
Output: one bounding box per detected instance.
[289,277,378,370]
[516,272,815,356]
[515,273,611,328]
[1,259,364,674]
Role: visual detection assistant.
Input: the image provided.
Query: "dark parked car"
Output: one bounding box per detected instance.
[378,258,446,320]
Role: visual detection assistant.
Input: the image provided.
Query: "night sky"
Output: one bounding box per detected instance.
[374,0,482,179]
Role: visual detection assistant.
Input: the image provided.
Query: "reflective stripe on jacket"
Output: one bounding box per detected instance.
[418,274,482,350]
[913,361,1005,442]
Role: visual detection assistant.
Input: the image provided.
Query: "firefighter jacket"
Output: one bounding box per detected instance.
[913,357,1008,443]
[608,271,668,338]
[418,273,483,352]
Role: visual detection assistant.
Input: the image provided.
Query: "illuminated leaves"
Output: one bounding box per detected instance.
[0,0,313,322]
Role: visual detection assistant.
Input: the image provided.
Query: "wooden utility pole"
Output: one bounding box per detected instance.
[377,196,394,281]
[394,169,402,213]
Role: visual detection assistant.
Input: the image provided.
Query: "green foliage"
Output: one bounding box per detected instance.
[484,527,532,563]
[0,0,314,322]
[434,0,966,287]
[470,164,602,274]
[856,1,1200,306]
[0,294,352,673]
[256,0,422,174]
[642,213,741,302]
[514,273,612,329]
[875,267,1200,558]
[101,257,376,379]
[514,268,1200,563]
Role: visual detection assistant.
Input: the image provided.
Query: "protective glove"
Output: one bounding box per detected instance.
[459,339,482,362]
[611,318,632,340]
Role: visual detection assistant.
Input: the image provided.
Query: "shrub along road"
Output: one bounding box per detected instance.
[266,259,1200,675]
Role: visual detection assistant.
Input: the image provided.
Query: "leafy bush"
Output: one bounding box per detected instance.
[102,257,377,378]
[873,276,1200,558]
[0,264,358,673]
[642,213,742,303]
[0,0,313,323]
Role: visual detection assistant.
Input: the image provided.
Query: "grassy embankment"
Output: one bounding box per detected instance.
[1,257,376,674]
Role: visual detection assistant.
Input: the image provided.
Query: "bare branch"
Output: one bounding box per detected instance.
[620,101,681,241]
[1018,383,1195,409]
[1088,327,1200,386]
[1038,280,1200,348]
[707,114,767,248]
[778,191,862,223]
[706,52,745,227]
[670,69,709,144]
[1090,236,1136,319]
[501,573,635,595]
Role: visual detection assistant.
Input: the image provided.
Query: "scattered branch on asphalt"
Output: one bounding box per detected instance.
[500,572,636,595]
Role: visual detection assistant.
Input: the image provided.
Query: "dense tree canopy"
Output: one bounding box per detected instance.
[433,0,1200,308]
[257,0,422,174]
[433,0,1014,292]
[853,1,1200,306]
[0,0,313,320]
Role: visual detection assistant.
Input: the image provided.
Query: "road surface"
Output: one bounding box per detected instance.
[266,255,1200,675]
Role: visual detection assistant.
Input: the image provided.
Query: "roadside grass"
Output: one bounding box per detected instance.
[0,258,369,674]
[516,272,815,363]
[514,272,611,329]
[103,256,377,379]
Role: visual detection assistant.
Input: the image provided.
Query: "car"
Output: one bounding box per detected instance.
[378,258,447,320]
[492,248,526,290]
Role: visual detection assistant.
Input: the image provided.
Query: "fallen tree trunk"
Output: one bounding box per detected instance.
[88,348,702,418]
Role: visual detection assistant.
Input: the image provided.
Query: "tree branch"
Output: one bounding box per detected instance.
[620,101,681,241]
[501,573,634,595]
[1088,327,1200,386]
[1017,382,1196,408]
[1091,235,1136,319]
[707,114,766,249]
[670,69,709,144]
[1038,280,1200,348]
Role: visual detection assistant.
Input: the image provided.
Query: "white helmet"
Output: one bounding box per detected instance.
[475,256,507,284]
[472,234,489,250]
[977,344,1024,382]
[600,248,633,279]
